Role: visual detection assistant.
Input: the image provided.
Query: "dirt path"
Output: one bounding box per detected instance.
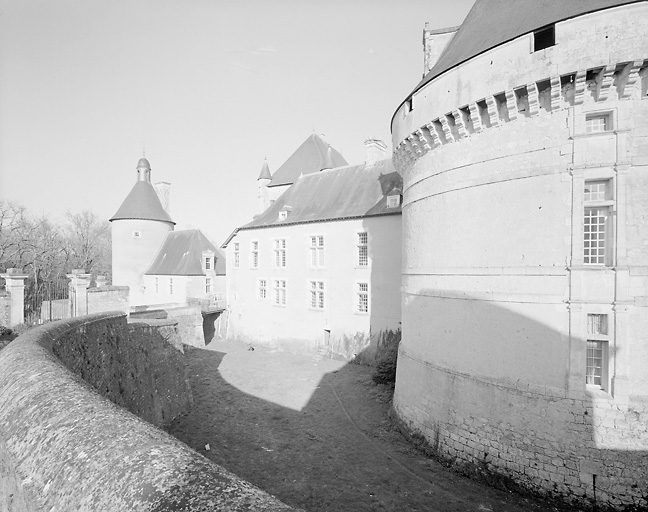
[166,341,561,512]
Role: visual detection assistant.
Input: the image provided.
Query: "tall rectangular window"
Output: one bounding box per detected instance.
[273,279,286,306]
[583,180,612,266]
[155,277,159,294]
[169,278,174,295]
[357,282,369,313]
[205,278,212,294]
[310,236,324,268]
[258,279,267,299]
[233,243,240,268]
[251,241,259,269]
[310,280,324,309]
[586,313,609,390]
[274,239,286,268]
[357,232,368,267]
[205,257,211,270]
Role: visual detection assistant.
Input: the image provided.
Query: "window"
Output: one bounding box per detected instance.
[583,180,612,265]
[274,239,286,268]
[310,236,324,268]
[258,279,267,299]
[154,277,159,294]
[279,210,288,220]
[310,280,324,309]
[205,257,211,270]
[357,282,369,313]
[586,313,609,390]
[533,24,555,51]
[387,194,401,208]
[169,278,174,295]
[205,278,211,294]
[273,279,286,306]
[251,241,259,269]
[586,113,611,134]
[233,243,240,268]
[357,232,368,267]
[133,231,142,239]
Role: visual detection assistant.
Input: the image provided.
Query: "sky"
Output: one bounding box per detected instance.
[0,0,474,247]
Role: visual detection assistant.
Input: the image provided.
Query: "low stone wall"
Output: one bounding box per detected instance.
[87,285,129,315]
[0,312,294,511]
[131,303,206,348]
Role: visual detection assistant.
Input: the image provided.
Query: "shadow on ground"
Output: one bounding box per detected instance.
[165,341,562,512]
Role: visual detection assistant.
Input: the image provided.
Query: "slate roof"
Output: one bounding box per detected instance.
[258,159,272,180]
[236,158,402,235]
[268,133,348,188]
[146,229,226,276]
[110,181,175,224]
[396,0,641,117]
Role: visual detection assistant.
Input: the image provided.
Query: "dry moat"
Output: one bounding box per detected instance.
[166,340,566,512]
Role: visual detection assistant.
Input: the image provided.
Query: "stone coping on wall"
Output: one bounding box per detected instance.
[87,285,129,292]
[0,312,295,511]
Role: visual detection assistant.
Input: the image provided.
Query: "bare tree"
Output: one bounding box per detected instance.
[64,210,111,278]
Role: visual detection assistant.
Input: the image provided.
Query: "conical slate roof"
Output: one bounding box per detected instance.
[110,180,175,224]
[268,133,347,188]
[258,159,272,180]
[399,0,640,111]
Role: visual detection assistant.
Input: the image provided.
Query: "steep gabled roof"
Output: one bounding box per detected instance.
[146,229,226,276]
[268,133,348,188]
[396,0,641,118]
[240,158,401,232]
[110,181,175,224]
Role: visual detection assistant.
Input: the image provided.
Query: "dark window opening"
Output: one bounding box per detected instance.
[533,25,555,51]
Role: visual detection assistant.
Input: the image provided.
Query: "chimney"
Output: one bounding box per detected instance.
[364,139,387,165]
[154,181,171,215]
[423,23,460,77]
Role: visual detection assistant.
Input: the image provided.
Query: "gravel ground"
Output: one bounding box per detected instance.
[166,340,564,512]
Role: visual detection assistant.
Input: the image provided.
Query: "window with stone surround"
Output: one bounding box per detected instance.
[169,277,174,295]
[583,180,613,266]
[309,280,324,309]
[233,243,240,269]
[586,113,612,134]
[155,277,159,294]
[250,241,259,269]
[310,236,324,268]
[205,278,211,294]
[258,279,267,299]
[586,313,609,390]
[273,279,286,306]
[357,282,369,313]
[357,232,368,267]
[274,239,286,268]
[533,24,555,51]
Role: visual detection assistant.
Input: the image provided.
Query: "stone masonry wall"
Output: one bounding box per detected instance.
[0,292,10,328]
[0,312,294,511]
[395,353,648,510]
[87,285,129,315]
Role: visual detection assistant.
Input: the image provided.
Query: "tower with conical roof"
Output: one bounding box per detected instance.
[110,157,175,305]
[256,158,272,215]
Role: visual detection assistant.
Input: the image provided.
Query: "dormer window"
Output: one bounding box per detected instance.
[278,206,292,221]
[387,193,402,208]
[203,251,215,272]
[205,257,211,270]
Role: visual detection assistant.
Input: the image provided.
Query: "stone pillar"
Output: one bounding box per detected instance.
[67,269,92,317]
[0,268,28,326]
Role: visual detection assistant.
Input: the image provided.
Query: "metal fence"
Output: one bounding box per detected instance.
[25,278,71,325]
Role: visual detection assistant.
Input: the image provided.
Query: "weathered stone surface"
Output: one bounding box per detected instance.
[0,312,295,511]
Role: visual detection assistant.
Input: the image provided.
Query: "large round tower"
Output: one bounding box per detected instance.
[110,157,174,306]
[391,1,648,508]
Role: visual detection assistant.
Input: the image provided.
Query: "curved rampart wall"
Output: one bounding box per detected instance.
[0,312,293,511]
[392,3,648,509]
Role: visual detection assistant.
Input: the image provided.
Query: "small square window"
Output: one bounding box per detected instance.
[533,25,555,51]
[133,231,142,239]
[586,113,611,134]
[387,194,401,208]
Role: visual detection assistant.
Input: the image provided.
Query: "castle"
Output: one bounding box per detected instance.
[110,157,225,309]
[391,0,648,508]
